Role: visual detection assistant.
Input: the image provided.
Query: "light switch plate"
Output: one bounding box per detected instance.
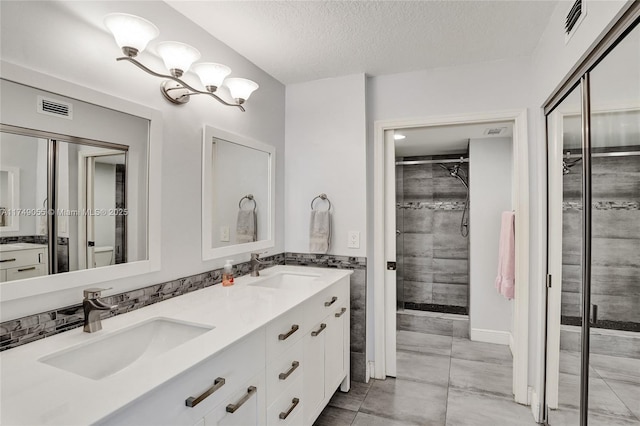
[348,231,360,249]
[220,226,230,242]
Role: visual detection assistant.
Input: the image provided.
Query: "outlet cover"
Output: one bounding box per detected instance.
[220,226,230,242]
[348,231,360,249]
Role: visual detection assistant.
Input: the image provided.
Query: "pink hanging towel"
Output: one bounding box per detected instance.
[495,211,515,300]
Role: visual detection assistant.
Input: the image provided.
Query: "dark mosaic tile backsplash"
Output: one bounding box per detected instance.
[0,253,285,352]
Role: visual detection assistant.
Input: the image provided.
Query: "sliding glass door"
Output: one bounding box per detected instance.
[544,7,639,426]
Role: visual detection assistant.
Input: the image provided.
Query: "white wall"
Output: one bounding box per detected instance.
[285,74,367,257]
[0,0,285,321]
[469,137,513,340]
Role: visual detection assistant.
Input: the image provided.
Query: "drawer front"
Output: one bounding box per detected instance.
[265,338,303,406]
[266,376,303,426]
[265,302,308,361]
[0,248,47,270]
[5,263,47,281]
[204,371,266,426]
[307,278,349,328]
[98,330,265,426]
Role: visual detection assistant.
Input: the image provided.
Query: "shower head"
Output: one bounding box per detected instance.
[562,158,582,175]
[438,162,468,189]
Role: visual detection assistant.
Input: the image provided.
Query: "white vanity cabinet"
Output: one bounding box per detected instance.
[0,244,48,282]
[302,280,350,425]
[98,330,266,426]
[50,269,351,426]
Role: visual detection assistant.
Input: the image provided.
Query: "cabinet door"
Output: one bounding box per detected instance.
[6,263,47,281]
[325,306,346,395]
[303,320,326,424]
[204,372,265,426]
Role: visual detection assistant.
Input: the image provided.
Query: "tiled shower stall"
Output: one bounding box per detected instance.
[396,155,470,315]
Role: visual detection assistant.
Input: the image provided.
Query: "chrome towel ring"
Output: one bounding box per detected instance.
[239,194,257,211]
[311,193,331,211]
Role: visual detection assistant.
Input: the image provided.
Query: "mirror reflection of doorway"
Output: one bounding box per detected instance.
[80,151,126,270]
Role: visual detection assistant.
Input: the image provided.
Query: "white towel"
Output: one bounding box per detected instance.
[237,209,257,244]
[309,210,331,254]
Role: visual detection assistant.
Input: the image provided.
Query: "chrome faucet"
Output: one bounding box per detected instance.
[250,252,271,277]
[83,288,118,333]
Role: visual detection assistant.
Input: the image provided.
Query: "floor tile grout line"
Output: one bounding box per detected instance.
[444,331,453,426]
[598,375,640,421]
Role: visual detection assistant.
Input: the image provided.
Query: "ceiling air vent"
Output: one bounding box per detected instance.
[37,96,73,120]
[565,0,586,44]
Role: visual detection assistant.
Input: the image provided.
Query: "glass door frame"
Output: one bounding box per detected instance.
[542,3,640,425]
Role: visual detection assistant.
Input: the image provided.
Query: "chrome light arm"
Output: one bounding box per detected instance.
[116,56,246,112]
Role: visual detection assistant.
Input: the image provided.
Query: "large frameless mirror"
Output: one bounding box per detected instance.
[0,78,153,295]
[202,125,275,260]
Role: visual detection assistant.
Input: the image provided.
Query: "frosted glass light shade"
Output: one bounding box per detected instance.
[157,41,201,75]
[224,78,259,102]
[192,63,231,91]
[104,13,159,55]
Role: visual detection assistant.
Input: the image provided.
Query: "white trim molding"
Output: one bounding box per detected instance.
[372,109,530,405]
[471,328,512,346]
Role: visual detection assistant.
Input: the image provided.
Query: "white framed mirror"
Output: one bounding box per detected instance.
[202,125,275,260]
[0,166,20,232]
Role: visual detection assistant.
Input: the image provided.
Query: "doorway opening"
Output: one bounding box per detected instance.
[373,110,530,405]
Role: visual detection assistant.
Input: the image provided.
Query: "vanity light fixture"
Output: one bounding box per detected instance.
[104,13,258,112]
[394,134,406,140]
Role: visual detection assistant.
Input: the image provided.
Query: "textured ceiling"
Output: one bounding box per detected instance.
[167,0,557,85]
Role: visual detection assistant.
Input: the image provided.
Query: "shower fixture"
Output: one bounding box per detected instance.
[438,160,469,237]
[562,157,582,175]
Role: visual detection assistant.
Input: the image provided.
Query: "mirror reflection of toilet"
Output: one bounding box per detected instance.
[94,246,114,267]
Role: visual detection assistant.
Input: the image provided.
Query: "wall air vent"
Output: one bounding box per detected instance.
[37,96,73,120]
[484,127,507,136]
[565,0,586,44]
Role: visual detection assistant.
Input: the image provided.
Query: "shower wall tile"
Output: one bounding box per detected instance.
[397,157,469,311]
[591,294,640,324]
[403,280,433,304]
[432,258,468,285]
[403,166,433,203]
[592,210,640,239]
[592,238,640,268]
[402,208,433,234]
[402,233,433,259]
[433,283,467,307]
[433,211,468,259]
[560,154,640,332]
[402,256,431,283]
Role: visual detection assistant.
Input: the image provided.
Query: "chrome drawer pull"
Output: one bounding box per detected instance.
[0,258,16,263]
[17,267,37,272]
[278,324,299,341]
[279,361,300,380]
[185,377,225,407]
[324,296,337,307]
[226,386,257,413]
[311,323,326,337]
[279,397,300,420]
[335,307,347,318]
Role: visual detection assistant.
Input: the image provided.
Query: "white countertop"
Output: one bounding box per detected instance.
[0,243,47,252]
[0,265,352,426]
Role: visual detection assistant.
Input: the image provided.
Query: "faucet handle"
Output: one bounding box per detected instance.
[83,287,113,299]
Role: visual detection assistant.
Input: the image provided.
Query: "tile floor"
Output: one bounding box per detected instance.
[315,329,536,425]
[548,350,640,425]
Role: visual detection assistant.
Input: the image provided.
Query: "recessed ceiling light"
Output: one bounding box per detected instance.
[394,134,406,140]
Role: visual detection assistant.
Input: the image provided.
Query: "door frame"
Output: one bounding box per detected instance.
[372,109,530,404]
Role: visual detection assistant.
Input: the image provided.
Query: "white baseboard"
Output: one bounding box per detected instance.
[509,332,515,355]
[366,360,374,382]
[470,328,511,346]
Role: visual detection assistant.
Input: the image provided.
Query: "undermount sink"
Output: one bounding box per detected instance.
[250,272,321,290]
[39,318,213,380]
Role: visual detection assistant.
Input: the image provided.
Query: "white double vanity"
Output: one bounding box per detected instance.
[0,266,351,426]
